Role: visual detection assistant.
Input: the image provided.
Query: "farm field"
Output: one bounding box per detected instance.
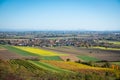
[43,46,120,61]
[1,59,119,80]
[91,46,120,51]
[42,60,114,73]
[1,45,120,62]
[1,45,64,60]
[0,50,23,60]
[2,45,40,56]
[0,45,7,50]
[42,56,62,61]
[14,46,67,56]
[77,55,100,62]
[0,45,120,80]
[99,40,120,45]
[60,54,80,61]
[29,61,72,73]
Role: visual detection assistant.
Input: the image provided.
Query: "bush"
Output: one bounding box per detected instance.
[66,58,70,62]
[88,61,95,67]
[102,62,111,68]
[75,60,82,63]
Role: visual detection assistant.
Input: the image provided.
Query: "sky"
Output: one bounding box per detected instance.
[0,0,120,31]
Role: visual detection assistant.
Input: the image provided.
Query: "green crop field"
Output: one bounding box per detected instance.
[77,55,100,62]
[92,46,120,50]
[99,40,120,45]
[42,56,62,61]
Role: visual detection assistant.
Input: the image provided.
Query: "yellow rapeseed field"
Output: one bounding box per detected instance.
[14,46,67,56]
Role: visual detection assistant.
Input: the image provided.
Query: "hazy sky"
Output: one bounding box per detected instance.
[0,0,120,31]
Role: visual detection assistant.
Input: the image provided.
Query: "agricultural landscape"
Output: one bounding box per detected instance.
[0,0,120,80]
[0,31,120,80]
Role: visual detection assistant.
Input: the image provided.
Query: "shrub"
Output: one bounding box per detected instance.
[87,61,95,67]
[102,62,111,68]
[66,58,70,62]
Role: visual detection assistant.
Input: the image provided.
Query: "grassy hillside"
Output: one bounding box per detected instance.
[29,61,72,73]
[0,59,119,80]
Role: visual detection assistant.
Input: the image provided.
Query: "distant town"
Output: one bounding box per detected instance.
[0,31,120,48]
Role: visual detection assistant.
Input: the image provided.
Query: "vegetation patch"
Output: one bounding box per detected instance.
[0,45,6,50]
[42,60,113,73]
[1,59,119,80]
[29,61,71,73]
[111,62,120,65]
[99,40,120,45]
[42,56,62,61]
[92,46,120,50]
[77,55,100,62]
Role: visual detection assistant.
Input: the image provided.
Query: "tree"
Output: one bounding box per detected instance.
[66,58,70,62]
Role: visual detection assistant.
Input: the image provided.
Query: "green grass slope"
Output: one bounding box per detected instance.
[42,56,62,61]
[29,61,72,73]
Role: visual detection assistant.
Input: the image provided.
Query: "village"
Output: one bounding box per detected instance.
[0,31,120,48]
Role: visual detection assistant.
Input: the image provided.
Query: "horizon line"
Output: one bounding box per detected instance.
[0,29,120,32]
